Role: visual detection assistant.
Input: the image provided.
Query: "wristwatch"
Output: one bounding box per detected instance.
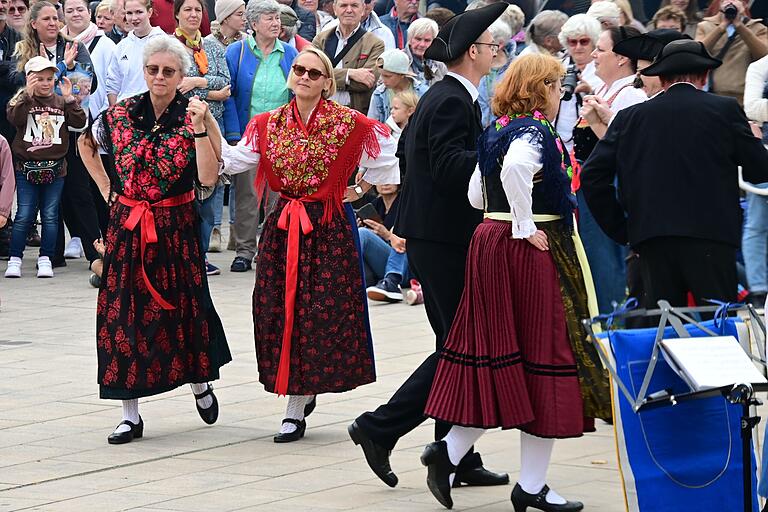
[353,184,364,198]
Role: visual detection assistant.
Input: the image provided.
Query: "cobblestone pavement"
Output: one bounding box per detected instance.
[1,245,628,512]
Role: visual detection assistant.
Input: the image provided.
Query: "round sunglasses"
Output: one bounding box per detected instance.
[292,64,326,81]
[145,65,178,78]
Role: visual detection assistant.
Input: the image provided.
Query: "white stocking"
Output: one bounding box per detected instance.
[519,432,566,505]
[190,383,213,409]
[280,395,313,434]
[114,399,140,434]
[442,426,485,486]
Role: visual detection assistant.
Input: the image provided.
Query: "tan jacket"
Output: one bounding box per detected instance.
[312,27,385,113]
[696,17,768,105]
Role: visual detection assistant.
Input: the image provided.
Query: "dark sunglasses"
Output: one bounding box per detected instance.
[145,65,178,78]
[8,6,28,12]
[567,37,591,47]
[292,64,325,80]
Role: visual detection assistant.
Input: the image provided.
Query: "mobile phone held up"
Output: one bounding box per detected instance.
[356,203,384,225]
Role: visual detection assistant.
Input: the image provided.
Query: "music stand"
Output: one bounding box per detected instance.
[582,300,768,512]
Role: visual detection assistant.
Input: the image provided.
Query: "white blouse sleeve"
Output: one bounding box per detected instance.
[467,165,484,210]
[500,135,543,239]
[220,134,261,176]
[358,128,401,185]
[745,56,768,123]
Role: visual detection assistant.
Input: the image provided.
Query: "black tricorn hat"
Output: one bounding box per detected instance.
[641,39,722,76]
[424,3,507,63]
[612,29,690,62]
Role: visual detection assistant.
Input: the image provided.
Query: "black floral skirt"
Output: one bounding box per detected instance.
[253,199,376,395]
[97,198,231,400]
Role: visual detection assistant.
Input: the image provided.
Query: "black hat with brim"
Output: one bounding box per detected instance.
[612,29,690,62]
[641,39,722,76]
[424,3,507,63]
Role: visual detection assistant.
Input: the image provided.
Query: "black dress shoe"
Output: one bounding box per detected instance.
[274,418,306,443]
[510,483,584,512]
[193,383,219,425]
[420,441,456,510]
[348,421,398,487]
[304,396,316,417]
[453,466,510,487]
[107,417,144,445]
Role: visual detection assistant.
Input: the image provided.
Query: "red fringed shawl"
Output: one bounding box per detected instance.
[243,97,390,224]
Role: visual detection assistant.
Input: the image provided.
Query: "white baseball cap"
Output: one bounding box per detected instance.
[376,49,416,77]
[25,56,58,75]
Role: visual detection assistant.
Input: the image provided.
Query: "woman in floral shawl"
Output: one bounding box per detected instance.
[220,46,399,443]
[419,54,611,511]
[80,36,231,445]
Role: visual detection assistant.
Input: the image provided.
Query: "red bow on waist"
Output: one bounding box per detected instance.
[118,190,196,311]
[274,196,314,396]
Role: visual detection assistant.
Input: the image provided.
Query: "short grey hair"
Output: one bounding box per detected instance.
[527,10,568,46]
[406,17,438,43]
[558,13,601,49]
[500,4,525,36]
[488,19,512,45]
[143,35,192,75]
[246,0,281,27]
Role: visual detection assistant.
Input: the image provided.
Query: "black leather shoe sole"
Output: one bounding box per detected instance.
[107,418,144,445]
[420,441,455,510]
[348,421,398,487]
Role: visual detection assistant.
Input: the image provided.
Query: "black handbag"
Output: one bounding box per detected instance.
[22,160,62,185]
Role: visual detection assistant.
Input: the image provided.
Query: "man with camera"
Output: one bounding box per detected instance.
[695,0,767,106]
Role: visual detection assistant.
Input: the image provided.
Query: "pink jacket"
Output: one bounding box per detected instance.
[0,135,15,219]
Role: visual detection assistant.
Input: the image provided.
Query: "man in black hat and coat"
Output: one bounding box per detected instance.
[580,39,768,309]
[348,3,510,490]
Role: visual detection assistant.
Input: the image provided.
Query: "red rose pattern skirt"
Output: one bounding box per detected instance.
[253,199,376,395]
[424,219,585,438]
[97,198,231,399]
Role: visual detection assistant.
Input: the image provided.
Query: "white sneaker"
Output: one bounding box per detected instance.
[4,257,21,278]
[37,256,54,278]
[64,237,83,259]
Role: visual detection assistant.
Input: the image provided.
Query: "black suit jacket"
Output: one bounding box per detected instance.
[581,84,768,249]
[394,75,483,246]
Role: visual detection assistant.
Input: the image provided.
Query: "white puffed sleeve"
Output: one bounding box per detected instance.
[467,165,484,210]
[358,128,400,185]
[220,134,261,176]
[500,135,543,239]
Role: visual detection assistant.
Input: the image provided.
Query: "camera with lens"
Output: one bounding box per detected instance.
[561,64,579,102]
[723,2,738,21]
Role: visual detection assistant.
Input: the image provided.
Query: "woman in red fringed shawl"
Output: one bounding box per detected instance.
[220,47,400,443]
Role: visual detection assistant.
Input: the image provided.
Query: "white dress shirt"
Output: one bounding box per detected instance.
[329,24,362,107]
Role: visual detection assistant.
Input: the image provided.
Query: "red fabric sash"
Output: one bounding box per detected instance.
[273,195,315,396]
[118,190,196,311]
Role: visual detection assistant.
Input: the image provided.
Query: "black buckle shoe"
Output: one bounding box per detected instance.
[510,483,584,512]
[193,383,219,425]
[453,466,510,487]
[274,418,306,443]
[421,441,456,509]
[304,396,317,417]
[107,417,144,445]
[348,421,398,487]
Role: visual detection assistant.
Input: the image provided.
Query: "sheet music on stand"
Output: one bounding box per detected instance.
[660,335,768,392]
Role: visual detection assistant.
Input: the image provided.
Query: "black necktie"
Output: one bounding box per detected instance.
[473,100,482,125]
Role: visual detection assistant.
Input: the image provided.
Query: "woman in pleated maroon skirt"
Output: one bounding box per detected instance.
[419,54,611,512]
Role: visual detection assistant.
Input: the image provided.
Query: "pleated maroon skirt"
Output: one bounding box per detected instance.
[424,219,584,438]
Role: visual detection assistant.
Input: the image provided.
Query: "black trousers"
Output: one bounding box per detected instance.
[55,139,106,263]
[356,238,482,470]
[636,236,737,309]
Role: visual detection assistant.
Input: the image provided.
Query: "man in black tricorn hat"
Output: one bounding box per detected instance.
[348,2,510,490]
[581,39,768,310]
[612,28,690,97]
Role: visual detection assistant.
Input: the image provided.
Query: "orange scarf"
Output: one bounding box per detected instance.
[174,28,208,75]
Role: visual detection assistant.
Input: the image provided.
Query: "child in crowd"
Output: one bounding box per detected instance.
[368,49,429,123]
[4,56,87,278]
[385,89,418,142]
